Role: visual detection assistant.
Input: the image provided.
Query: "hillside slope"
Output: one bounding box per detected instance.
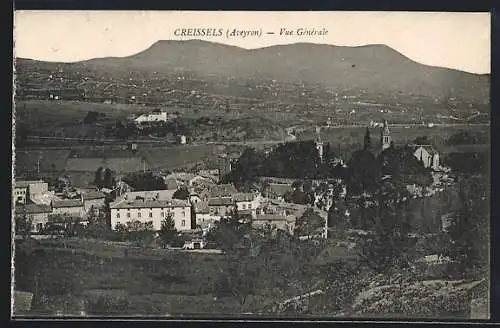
[16,40,490,103]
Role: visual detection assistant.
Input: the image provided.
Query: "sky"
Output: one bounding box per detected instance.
[14,11,491,74]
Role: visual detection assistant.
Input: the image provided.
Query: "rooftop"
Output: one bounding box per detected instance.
[110,198,190,209]
[14,180,45,189]
[52,199,84,208]
[254,214,296,223]
[208,197,234,206]
[118,190,177,202]
[234,192,256,202]
[82,191,106,200]
[193,201,210,214]
[264,183,293,196]
[15,203,52,214]
[209,184,238,197]
[411,144,439,155]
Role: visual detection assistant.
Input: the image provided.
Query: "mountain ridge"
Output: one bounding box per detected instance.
[15,40,490,103]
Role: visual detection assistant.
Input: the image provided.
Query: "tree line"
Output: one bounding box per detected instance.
[224,128,433,197]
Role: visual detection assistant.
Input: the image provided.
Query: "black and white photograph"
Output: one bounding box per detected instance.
[11,11,491,319]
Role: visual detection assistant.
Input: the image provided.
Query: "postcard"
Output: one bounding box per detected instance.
[12,10,490,320]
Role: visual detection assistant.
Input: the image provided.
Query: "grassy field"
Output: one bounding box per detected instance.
[14,237,359,316]
[298,125,490,158]
[15,100,144,123]
[15,144,225,177]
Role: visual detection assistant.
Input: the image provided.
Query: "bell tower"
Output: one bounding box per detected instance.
[315,126,324,161]
[381,120,391,150]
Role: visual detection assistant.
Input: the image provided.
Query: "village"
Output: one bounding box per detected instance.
[13,115,490,317]
[12,14,491,317]
[14,120,457,249]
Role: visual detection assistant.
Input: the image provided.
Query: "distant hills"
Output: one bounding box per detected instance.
[16,40,490,103]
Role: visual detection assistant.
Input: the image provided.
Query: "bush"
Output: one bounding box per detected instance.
[84,295,130,315]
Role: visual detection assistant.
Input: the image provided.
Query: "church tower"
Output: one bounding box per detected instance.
[315,126,324,161]
[381,120,391,150]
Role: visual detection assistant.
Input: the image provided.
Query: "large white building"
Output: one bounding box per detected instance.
[134,110,177,124]
[110,197,192,231]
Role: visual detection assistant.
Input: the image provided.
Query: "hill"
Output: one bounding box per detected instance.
[16,40,489,104]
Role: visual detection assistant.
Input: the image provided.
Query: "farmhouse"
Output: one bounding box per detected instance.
[252,214,296,235]
[262,183,294,201]
[208,197,235,218]
[81,191,107,214]
[15,204,52,232]
[209,184,238,198]
[110,198,192,231]
[234,192,263,218]
[192,201,214,227]
[134,110,177,124]
[51,199,86,218]
[13,180,49,205]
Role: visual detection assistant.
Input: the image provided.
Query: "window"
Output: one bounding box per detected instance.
[182,211,186,217]
[181,220,186,227]
[149,212,153,218]
[161,212,164,217]
[138,212,141,218]
[242,204,246,210]
[127,212,131,218]
[116,213,120,219]
[249,204,252,209]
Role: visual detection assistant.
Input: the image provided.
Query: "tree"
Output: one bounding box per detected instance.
[414,136,429,145]
[216,235,262,306]
[103,168,113,189]
[346,149,380,196]
[205,210,250,251]
[94,167,104,189]
[358,180,414,273]
[122,172,166,191]
[158,214,177,248]
[226,147,265,191]
[172,187,190,200]
[15,208,32,240]
[363,127,372,150]
[294,209,326,237]
[284,189,309,205]
[442,175,489,278]
[83,111,99,125]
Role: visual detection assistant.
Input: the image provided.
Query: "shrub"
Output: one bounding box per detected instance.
[84,295,130,315]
